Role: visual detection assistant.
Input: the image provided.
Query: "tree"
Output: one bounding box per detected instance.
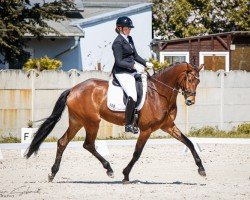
[0,0,75,68]
[152,0,250,39]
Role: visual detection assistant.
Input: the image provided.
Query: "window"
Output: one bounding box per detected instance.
[160,52,189,65]
[199,52,229,72]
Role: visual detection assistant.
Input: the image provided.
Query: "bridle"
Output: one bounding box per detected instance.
[179,72,200,98]
[147,70,200,98]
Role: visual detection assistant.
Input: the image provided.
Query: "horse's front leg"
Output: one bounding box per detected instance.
[162,124,206,177]
[122,131,151,183]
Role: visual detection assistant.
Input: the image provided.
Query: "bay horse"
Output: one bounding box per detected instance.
[25,62,206,183]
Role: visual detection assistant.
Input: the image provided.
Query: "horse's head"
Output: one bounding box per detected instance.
[178,64,203,106]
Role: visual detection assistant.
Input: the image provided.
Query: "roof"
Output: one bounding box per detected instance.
[71,3,153,28]
[152,31,250,45]
[27,0,151,37]
[24,19,84,38]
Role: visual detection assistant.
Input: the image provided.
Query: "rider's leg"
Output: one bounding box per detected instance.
[115,73,138,133]
[124,96,136,133]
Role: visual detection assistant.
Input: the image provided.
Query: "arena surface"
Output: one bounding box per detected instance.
[0,139,249,199]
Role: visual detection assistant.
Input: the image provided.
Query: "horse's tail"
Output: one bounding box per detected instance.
[25,89,71,158]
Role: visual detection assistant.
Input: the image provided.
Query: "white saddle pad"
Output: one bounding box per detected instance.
[107,73,147,112]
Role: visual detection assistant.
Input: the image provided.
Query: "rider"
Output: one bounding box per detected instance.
[111,16,153,134]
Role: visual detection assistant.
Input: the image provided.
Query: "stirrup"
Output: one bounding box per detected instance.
[125,125,139,134]
[133,126,140,134]
[125,125,135,134]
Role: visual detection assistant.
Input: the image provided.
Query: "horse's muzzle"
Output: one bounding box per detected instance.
[185,99,194,106]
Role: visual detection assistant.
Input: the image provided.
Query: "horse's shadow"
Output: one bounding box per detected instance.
[56,180,206,186]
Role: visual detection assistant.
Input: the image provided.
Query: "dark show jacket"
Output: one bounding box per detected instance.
[112,34,146,75]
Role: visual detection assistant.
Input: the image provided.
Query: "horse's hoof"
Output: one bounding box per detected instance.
[107,171,114,178]
[48,174,54,182]
[122,179,130,184]
[198,169,206,177]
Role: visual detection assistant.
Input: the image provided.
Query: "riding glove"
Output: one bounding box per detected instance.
[146,62,154,69]
[134,63,145,73]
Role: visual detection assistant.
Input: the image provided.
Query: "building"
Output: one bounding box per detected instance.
[0,0,153,72]
[151,31,250,71]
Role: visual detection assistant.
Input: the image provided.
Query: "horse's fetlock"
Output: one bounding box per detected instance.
[51,165,59,174]
[83,143,87,149]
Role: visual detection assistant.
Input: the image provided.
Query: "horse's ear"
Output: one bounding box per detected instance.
[187,63,194,72]
[197,64,204,72]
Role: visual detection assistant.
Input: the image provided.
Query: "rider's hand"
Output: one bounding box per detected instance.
[134,63,145,73]
[146,62,154,69]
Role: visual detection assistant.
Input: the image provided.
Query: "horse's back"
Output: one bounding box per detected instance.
[72,78,108,94]
[66,78,108,116]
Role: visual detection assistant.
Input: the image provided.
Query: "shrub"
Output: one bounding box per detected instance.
[23,56,62,71]
[189,123,250,138]
[189,126,227,137]
[149,58,169,72]
[235,123,250,135]
[0,134,21,143]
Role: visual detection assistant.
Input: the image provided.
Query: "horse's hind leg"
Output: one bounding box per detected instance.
[162,124,206,177]
[48,120,82,182]
[83,122,114,178]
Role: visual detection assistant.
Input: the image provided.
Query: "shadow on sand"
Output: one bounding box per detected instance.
[56,180,206,186]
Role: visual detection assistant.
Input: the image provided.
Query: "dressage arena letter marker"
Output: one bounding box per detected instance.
[21,128,38,158]
[0,149,3,160]
[182,142,201,154]
[95,141,109,156]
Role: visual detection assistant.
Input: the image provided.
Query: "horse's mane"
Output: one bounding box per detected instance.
[152,62,189,77]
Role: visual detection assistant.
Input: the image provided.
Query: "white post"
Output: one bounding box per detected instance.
[220,71,225,130]
[95,141,109,156]
[31,70,35,122]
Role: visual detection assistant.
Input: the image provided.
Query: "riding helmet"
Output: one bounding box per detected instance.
[116,16,134,28]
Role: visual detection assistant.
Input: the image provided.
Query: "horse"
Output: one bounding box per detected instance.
[25,62,206,183]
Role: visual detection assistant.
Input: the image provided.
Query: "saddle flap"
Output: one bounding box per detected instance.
[107,73,147,112]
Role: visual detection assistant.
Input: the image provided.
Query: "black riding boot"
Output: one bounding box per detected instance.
[125,97,136,133]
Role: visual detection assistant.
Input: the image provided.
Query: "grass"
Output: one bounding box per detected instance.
[0,134,21,143]
[1,123,250,143]
[189,123,250,138]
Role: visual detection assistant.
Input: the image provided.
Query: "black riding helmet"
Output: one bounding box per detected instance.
[116,16,134,28]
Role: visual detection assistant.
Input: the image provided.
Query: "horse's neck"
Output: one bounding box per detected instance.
[157,65,186,89]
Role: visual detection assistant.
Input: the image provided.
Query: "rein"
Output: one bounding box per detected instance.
[147,74,182,94]
[147,71,198,97]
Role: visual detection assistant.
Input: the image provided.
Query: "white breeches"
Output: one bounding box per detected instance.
[115,73,137,102]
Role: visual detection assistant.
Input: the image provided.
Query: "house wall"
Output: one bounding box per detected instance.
[1,70,250,139]
[26,38,82,71]
[0,38,82,70]
[231,45,250,71]
[156,35,229,66]
[79,8,152,72]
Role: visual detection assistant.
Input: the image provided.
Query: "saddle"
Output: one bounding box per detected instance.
[107,73,147,112]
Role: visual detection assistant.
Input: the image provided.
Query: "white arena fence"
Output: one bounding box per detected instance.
[0,69,250,139]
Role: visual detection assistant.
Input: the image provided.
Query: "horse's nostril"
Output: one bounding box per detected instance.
[186,99,192,106]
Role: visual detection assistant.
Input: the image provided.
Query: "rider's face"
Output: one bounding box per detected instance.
[119,27,131,36]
